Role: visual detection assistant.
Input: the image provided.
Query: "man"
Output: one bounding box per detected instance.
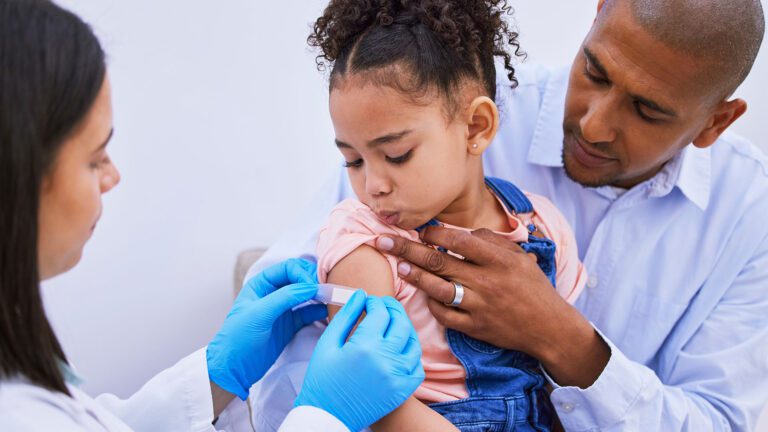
[251,0,767,430]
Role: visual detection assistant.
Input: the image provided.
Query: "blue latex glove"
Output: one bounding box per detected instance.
[207,259,327,400]
[295,291,425,431]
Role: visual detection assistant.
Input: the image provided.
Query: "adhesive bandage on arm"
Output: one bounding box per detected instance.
[313,283,359,306]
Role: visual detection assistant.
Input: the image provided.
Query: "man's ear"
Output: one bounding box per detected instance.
[692,99,747,149]
[466,96,499,155]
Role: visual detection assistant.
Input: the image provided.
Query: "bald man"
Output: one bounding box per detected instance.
[250,0,767,430]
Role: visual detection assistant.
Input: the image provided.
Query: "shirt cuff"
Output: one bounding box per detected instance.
[542,327,654,431]
[278,406,349,432]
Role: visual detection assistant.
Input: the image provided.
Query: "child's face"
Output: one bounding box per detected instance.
[330,79,477,230]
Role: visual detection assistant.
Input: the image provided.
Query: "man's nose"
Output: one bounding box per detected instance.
[580,93,619,144]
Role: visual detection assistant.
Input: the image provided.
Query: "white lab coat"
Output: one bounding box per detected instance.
[0,348,348,432]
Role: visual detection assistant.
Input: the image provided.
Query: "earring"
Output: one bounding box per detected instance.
[472,143,479,149]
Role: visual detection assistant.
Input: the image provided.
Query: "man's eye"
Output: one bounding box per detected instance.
[343,159,363,169]
[633,101,660,123]
[583,67,608,85]
[386,150,413,165]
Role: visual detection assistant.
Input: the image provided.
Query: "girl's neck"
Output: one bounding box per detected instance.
[434,176,512,233]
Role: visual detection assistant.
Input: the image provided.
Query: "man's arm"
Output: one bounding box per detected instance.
[375,227,768,431]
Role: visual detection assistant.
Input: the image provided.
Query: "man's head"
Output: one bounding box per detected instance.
[562,0,765,188]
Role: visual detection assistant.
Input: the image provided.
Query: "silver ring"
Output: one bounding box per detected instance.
[446,281,465,307]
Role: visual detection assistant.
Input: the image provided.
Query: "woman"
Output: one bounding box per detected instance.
[0,0,424,430]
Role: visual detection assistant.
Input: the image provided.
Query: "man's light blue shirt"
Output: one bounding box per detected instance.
[250,64,768,431]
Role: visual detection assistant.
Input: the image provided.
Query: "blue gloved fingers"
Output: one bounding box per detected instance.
[321,289,368,347]
[348,296,390,343]
[246,259,318,299]
[402,334,424,376]
[381,297,413,353]
[256,283,319,321]
[292,303,329,332]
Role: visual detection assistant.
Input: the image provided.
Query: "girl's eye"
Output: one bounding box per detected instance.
[343,159,363,169]
[386,150,413,165]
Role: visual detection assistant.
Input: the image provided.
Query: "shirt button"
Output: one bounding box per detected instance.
[587,274,599,289]
[561,402,576,413]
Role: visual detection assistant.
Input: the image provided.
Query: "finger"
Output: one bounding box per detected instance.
[381,297,414,353]
[419,226,501,265]
[257,283,319,319]
[471,228,525,254]
[402,335,424,376]
[293,303,328,332]
[376,234,471,280]
[349,296,390,342]
[255,259,318,296]
[321,289,367,347]
[396,262,479,311]
[426,298,475,334]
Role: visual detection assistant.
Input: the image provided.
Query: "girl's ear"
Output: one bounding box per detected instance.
[466,96,499,155]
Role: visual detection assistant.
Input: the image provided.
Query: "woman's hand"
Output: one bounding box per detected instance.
[206,259,328,402]
[376,226,610,389]
[295,292,425,432]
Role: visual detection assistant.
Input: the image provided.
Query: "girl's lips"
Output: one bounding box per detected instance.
[377,212,400,225]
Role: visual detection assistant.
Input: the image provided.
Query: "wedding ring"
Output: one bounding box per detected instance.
[446,281,465,307]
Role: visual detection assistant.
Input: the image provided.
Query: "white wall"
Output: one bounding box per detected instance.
[42,0,767,428]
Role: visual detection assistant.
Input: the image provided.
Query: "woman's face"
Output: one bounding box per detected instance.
[37,76,120,280]
[330,79,475,231]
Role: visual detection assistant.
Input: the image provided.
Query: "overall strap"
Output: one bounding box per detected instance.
[484,177,534,215]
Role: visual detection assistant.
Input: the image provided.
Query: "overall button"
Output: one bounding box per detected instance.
[587,274,599,289]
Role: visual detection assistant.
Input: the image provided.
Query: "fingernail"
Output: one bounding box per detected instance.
[398,262,411,276]
[377,237,394,251]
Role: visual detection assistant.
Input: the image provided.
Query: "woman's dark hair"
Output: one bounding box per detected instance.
[309,0,524,115]
[0,0,106,395]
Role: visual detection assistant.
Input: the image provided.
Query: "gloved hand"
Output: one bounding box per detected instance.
[295,291,425,431]
[207,259,327,400]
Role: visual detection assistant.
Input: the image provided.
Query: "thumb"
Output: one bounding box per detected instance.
[256,283,319,321]
[319,290,367,348]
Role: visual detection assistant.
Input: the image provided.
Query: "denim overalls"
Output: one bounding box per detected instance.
[423,177,557,432]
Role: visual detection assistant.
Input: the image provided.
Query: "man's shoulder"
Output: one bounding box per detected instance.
[709,131,768,225]
[712,131,768,189]
[495,62,569,108]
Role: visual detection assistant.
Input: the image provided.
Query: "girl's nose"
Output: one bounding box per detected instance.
[364,167,392,197]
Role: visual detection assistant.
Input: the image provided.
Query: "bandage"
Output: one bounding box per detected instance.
[313,283,359,306]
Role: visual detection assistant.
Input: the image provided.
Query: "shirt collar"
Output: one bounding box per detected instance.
[524,66,711,211]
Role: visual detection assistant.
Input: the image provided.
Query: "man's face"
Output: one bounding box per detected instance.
[563,2,719,188]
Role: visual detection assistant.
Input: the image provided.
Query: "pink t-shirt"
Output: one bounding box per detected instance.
[317,193,587,403]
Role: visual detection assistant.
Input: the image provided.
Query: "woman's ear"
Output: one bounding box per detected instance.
[692,98,747,149]
[466,96,499,155]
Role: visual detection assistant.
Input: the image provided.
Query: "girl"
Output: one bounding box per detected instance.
[312,0,587,430]
[257,1,586,431]
[311,1,587,430]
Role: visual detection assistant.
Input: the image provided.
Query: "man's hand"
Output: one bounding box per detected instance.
[375,226,610,389]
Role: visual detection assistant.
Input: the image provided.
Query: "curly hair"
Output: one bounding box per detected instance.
[309,0,525,113]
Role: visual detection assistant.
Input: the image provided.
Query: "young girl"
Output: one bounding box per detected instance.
[257,1,586,431]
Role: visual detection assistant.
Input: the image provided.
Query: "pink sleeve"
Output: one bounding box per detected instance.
[526,194,588,304]
[316,199,414,292]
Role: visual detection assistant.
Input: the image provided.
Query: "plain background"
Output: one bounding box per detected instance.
[43,0,767,428]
